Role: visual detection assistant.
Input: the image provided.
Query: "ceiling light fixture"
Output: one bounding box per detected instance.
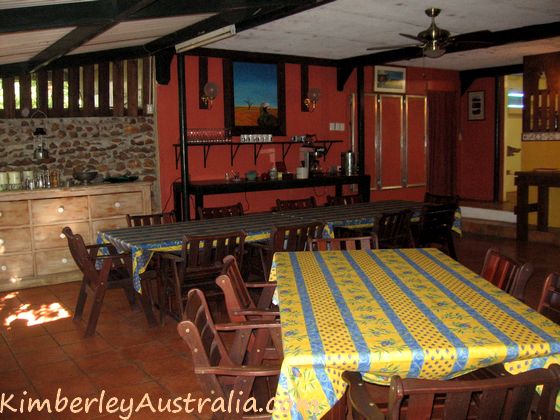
[175,25,236,53]
[423,41,445,58]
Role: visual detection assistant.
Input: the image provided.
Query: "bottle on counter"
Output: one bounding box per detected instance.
[269,166,278,180]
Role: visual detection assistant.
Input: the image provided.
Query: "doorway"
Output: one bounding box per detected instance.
[501,74,523,208]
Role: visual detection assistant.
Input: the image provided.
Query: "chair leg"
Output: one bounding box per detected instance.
[122,283,136,309]
[84,284,108,337]
[171,263,184,320]
[447,233,457,260]
[73,279,88,321]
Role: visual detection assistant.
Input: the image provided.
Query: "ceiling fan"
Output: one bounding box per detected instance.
[367,8,491,58]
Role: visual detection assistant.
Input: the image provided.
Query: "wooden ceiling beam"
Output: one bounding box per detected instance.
[28,0,159,73]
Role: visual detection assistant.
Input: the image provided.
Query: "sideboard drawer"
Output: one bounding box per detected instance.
[90,192,143,218]
[0,254,34,281]
[0,228,32,253]
[92,217,128,237]
[34,222,91,250]
[0,201,29,227]
[35,249,78,275]
[31,197,88,225]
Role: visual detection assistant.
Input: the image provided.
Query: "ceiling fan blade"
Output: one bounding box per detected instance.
[399,33,421,41]
[367,43,419,51]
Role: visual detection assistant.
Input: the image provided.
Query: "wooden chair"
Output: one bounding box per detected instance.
[274,196,316,211]
[161,231,246,320]
[326,194,363,206]
[217,256,282,364]
[62,227,156,337]
[308,235,379,251]
[414,204,457,259]
[537,272,560,323]
[377,209,414,248]
[177,289,281,414]
[126,212,176,227]
[481,248,534,301]
[251,222,324,280]
[343,364,560,420]
[197,202,244,219]
[219,255,278,321]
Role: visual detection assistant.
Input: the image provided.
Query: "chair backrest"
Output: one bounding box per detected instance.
[62,226,98,282]
[177,289,232,399]
[377,209,413,248]
[218,255,255,323]
[126,212,176,227]
[308,235,379,251]
[537,272,560,322]
[417,204,455,244]
[180,231,246,277]
[197,202,244,219]
[326,194,363,206]
[481,248,534,300]
[424,192,459,207]
[270,222,324,253]
[343,364,560,420]
[275,196,316,211]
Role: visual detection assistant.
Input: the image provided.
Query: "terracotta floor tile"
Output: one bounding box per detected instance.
[42,318,81,334]
[138,355,193,379]
[51,329,88,346]
[26,360,83,384]
[0,352,20,373]
[72,350,130,373]
[2,323,49,342]
[87,364,150,390]
[157,373,202,397]
[117,341,178,363]
[32,374,98,400]
[0,389,52,420]
[15,346,69,370]
[0,369,32,391]
[60,337,112,358]
[8,334,58,355]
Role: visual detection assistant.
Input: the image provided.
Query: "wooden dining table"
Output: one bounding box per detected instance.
[270,248,560,419]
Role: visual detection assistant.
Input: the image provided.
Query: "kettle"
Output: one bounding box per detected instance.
[34,144,49,160]
[33,127,49,160]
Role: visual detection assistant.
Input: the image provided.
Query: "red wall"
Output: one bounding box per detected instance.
[156,56,462,216]
[457,77,496,201]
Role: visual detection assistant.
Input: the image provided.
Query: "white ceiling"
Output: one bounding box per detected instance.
[0,0,559,71]
[211,0,560,70]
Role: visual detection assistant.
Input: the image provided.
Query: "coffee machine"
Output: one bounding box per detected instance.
[301,146,326,177]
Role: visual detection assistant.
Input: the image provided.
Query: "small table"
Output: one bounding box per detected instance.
[271,249,560,419]
[515,170,560,241]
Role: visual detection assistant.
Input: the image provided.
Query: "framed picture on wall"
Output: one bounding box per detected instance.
[223,60,286,136]
[468,91,485,120]
[374,65,406,93]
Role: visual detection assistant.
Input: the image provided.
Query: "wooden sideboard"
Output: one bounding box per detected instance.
[0,181,152,291]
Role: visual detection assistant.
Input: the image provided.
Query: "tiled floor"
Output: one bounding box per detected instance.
[0,232,559,419]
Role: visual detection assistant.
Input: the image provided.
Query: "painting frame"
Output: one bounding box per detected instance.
[223,60,286,136]
[468,91,485,121]
[374,65,406,94]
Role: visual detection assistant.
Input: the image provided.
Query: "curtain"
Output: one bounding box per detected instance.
[427,91,458,195]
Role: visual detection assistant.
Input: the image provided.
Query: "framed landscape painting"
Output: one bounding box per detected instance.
[223,60,286,136]
[374,65,406,94]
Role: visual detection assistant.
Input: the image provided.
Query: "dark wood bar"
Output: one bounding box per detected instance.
[515,170,560,241]
[173,175,371,220]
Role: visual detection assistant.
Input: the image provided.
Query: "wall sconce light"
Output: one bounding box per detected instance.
[201,82,219,109]
[304,88,321,111]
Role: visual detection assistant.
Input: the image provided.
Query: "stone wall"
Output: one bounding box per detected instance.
[0,116,160,209]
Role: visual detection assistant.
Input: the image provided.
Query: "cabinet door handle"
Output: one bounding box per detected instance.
[61,258,68,264]
[0,211,3,217]
[57,206,65,213]
[1,265,7,271]
[0,238,4,246]
[114,202,121,208]
[59,233,65,239]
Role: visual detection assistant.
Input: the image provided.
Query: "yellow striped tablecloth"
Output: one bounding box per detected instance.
[270,249,560,419]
